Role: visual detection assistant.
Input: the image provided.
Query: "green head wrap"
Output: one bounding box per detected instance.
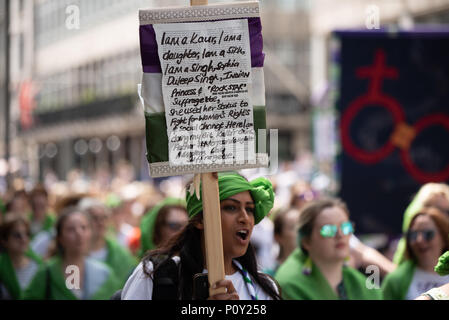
[139,197,186,257]
[435,250,449,276]
[185,172,274,225]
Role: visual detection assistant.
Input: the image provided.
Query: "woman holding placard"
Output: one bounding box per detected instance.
[275,198,382,300]
[121,172,281,300]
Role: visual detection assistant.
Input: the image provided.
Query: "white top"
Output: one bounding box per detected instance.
[30,230,54,258]
[406,268,449,300]
[15,259,39,290]
[89,247,108,262]
[121,257,276,300]
[70,258,112,300]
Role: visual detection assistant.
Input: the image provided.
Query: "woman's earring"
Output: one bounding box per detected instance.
[302,255,312,275]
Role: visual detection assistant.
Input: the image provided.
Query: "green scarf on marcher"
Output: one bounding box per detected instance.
[104,237,138,286]
[381,259,416,300]
[185,172,274,224]
[24,255,121,300]
[0,249,44,300]
[435,250,449,276]
[138,197,186,258]
[274,248,382,300]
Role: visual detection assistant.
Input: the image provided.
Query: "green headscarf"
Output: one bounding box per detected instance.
[138,197,186,257]
[185,172,274,225]
[435,250,449,276]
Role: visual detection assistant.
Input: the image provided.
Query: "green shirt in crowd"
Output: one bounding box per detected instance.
[275,248,383,300]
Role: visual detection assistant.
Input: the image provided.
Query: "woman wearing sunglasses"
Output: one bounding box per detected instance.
[382,206,449,300]
[137,198,189,258]
[393,183,449,265]
[275,198,382,300]
[0,214,44,299]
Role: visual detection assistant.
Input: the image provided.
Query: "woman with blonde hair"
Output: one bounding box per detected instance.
[393,183,449,265]
[382,206,449,299]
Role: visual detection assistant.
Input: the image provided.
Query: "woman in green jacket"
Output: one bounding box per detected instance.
[393,183,449,265]
[382,207,449,299]
[0,214,44,300]
[24,206,121,300]
[79,198,137,287]
[275,198,382,300]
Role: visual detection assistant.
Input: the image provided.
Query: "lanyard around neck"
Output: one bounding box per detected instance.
[232,260,258,300]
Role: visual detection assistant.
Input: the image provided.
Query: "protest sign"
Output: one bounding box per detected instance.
[138,0,267,297]
[139,0,267,177]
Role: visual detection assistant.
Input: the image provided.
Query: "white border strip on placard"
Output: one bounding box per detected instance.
[149,153,268,177]
[139,1,260,25]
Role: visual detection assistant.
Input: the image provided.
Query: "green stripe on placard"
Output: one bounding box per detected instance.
[145,106,267,164]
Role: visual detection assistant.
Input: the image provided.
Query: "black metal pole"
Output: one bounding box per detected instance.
[4,0,10,189]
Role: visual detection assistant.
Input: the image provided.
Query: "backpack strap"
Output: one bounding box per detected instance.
[151,256,181,300]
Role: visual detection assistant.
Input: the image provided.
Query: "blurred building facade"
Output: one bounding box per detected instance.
[3,0,449,184]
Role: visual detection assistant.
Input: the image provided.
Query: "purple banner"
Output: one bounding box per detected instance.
[139,17,265,73]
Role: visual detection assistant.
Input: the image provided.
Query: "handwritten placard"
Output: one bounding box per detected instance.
[153,19,255,166]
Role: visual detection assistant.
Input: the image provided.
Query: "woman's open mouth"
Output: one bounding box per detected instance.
[235,229,249,243]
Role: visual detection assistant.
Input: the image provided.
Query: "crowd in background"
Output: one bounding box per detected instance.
[1,158,449,300]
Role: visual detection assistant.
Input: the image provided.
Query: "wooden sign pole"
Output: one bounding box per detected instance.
[190,0,226,297]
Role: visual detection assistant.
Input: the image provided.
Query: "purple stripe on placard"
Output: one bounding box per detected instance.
[139,17,264,73]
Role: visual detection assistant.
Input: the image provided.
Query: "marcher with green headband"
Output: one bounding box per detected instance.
[121,172,281,300]
[275,198,382,300]
[138,197,188,258]
[0,214,44,300]
[24,206,121,300]
[393,183,449,265]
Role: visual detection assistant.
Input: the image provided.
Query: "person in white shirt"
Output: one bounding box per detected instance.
[121,173,281,300]
[382,206,449,299]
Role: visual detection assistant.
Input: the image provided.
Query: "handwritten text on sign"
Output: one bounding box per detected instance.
[154,20,255,166]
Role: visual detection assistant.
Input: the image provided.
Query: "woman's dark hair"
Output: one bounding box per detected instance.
[152,204,188,248]
[143,212,281,300]
[51,206,92,257]
[0,213,31,252]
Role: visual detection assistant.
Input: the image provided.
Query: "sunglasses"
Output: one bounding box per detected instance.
[320,221,354,238]
[406,229,436,242]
